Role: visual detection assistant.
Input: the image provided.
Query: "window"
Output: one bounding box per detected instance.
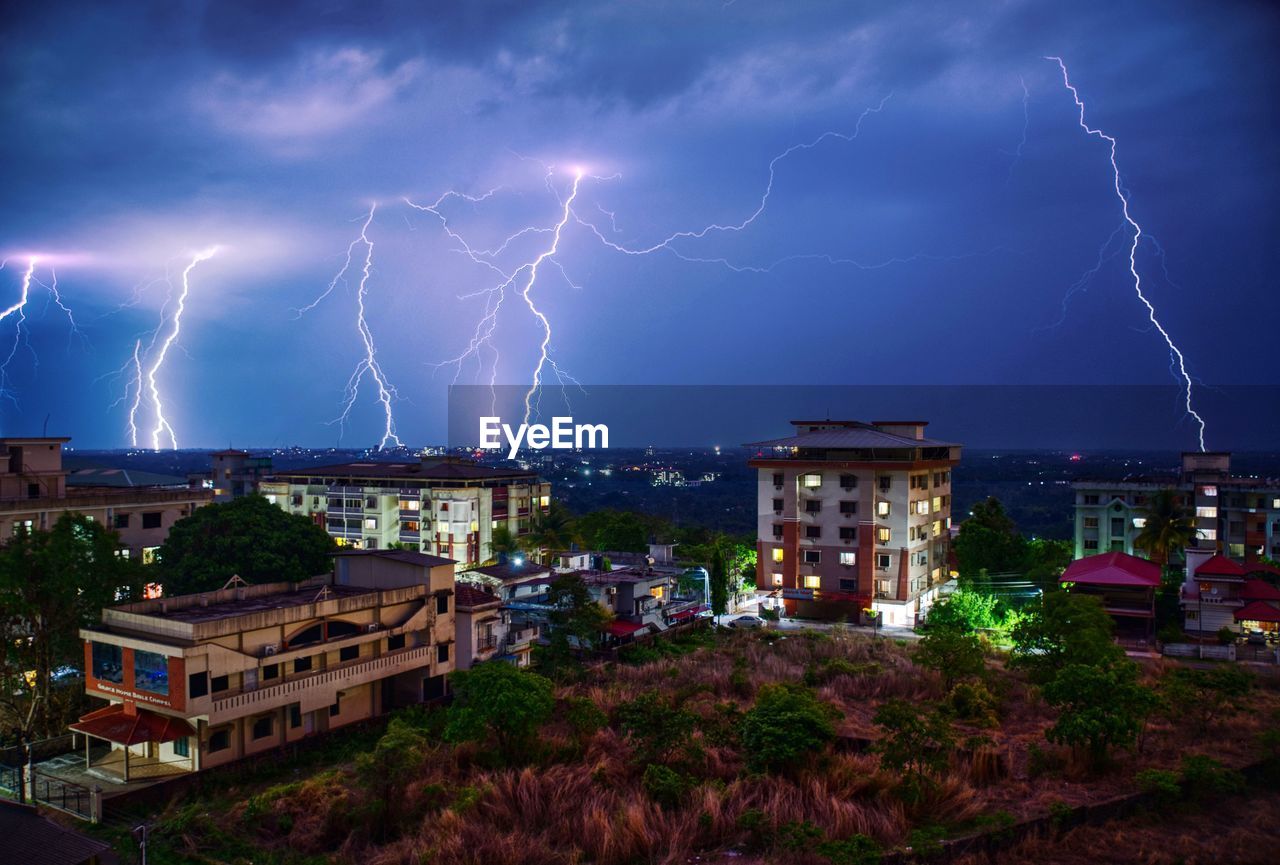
[772,498,784,511]
[1132,518,1147,528]
[141,512,162,530]
[913,500,930,515]
[771,573,783,586]
[803,575,821,589]
[1084,517,1099,529]
[142,546,160,565]
[262,663,279,680]
[1200,529,1217,541]
[877,501,890,518]
[802,473,822,488]
[387,633,406,651]
[189,671,208,699]
[209,728,231,752]
[1110,518,1125,536]
[12,519,33,535]
[366,497,378,509]
[252,715,273,740]
[1196,507,1218,519]
[113,513,130,529]
[840,474,857,489]
[805,499,821,514]
[772,473,784,486]
[437,643,450,664]
[400,499,421,512]
[294,656,312,674]
[133,650,169,695]
[173,737,189,757]
[339,645,359,662]
[803,550,820,564]
[805,526,821,539]
[329,700,340,717]
[878,476,891,492]
[1083,495,1099,505]
[1083,539,1099,551]
[876,554,891,570]
[771,548,784,563]
[436,593,450,614]
[839,527,856,540]
[91,643,124,684]
[840,501,857,515]
[877,528,891,543]
[839,578,858,592]
[840,552,856,566]
[1201,486,1218,497]
[772,524,784,539]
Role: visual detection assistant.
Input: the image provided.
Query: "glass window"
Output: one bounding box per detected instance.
[436,594,450,614]
[133,650,169,695]
[209,728,231,752]
[840,552,856,566]
[802,473,821,488]
[771,548,784,563]
[803,575,821,589]
[294,656,312,673]
[339,645,359,662]
[91,643,124,684]
[173,737,189,757]
[252,716,273,740]
[189,671,208,699]
[437,643,450,664]
[142,512,162,529]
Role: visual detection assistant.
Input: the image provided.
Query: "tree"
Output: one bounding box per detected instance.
[924,589,1000,634]
[574,509,651,552]
[1159,665,1253,734]
[523,502,580,564]
[954,497,1025,576]
[155,495,335,594]
[1134,489,1198,568]
[1043,661,1157,768]
[710,545,728,615]
[544,572,613,658]
[914,625,985,690]
[0,513,144,738]
[485,525,521,563]
[739,683,838,773]
[356,716,429,840]
[444,662,555,760]
[1009,590,1123,683]
[617,690,697,765]
[873,699,954,789]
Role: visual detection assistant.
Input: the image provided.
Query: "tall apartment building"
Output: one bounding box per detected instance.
[0,437,211,561]
[72,549,456,780]
[1073,452,1280,562]
[261,457,550,567]
[747,421,961,627]
[208,449,274,501]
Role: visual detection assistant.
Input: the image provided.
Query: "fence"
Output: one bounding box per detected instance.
[29,769,94,820]
[1162,642,1236,661]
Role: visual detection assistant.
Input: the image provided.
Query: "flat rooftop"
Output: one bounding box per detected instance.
[271,457,538,483]
[118,582,375,625]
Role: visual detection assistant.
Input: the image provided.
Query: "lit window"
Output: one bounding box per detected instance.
[803,575,821,589]
[364,517,378,531]
[1200,529,1218,541]
[771,548,784,563]
[877,528,891,543]
[1132,518,1147,528]
[803,473,822,488]
[840,552,856,566]
[539,495,550,507]
[142,546,161,565]
[771,573,783,586]
[932,496,943,512]
[1202,486,1218,497]
[877,501,890,517]
[1195,507,1217,519]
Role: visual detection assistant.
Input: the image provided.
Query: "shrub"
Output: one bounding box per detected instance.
[617,690,698,765]
[1156,622,1184,644]
[1027,742,1066,779]
[817,835,883,865]
[444,662,555,761]
[563,696,607,736]
[873,699,953,790]
[1136,768,1181,807]
[947,680,1000,726]
[1217,626,1237,645]
[777,820,824,851]
[740,683,838,773]
[915,624,985,689]
[641,763,691,809]
[1042,661,1158,769]
[1179,754,1244,800]
[907,824,947,859]
[1160,665,1254,734]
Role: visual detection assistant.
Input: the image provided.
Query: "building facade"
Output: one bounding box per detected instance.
[453,583,540,669]
[73,550,456,780]
[262,457,551,567]
[747,421,961,627]
[0,437,212,561]
[1073,452,1280,562]
[209,449,274,502]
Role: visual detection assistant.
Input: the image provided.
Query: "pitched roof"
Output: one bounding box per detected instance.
[0,800,112,865]
[453,583,501,608]
[71,704,195,746]
[1241,579,1280,602]
[1196,554,1247,578]
[1061,551,1162,587]
[1234,600,1280,623]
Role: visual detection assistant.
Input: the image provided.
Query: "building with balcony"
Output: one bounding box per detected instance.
[1181,549,1280,639]
[261,457,551,567]
[746,420,961,627]
[71,549,456,780]
[1059,551,1162,639]
[208,449,274,502]
[1073,452,1280,563]
[453,583,540,669]
[0,436,212,561]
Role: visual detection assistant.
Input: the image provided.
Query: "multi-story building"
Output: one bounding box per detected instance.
[208,449,274,502]
[0,437,211,561]
[746,420,961,627]
[261,457,551,567]
[71,549,456,780]
[453,583,540,669]
[1180,548,1280,639]
[1073,452,1280,562]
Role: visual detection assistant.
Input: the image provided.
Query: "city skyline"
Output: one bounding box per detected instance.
[2,1,1277,448]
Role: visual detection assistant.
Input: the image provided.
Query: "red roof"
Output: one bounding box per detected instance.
[1234,600,1280,623]
[604,620,647,637]
[71,704,194,746]
[1061,552,1162,588]
[1241,579,1280,602]
[1244,562,1280,578]
[1196,555,1247,578]
[453,583,501,608]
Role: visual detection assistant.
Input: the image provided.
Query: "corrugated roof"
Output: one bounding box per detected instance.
[1061,551,1162,587]
[0,800,111,865]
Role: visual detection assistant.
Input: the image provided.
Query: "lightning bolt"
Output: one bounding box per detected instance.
[0,258,36,404]
[145,247,217,450]
[1047,56,1207,451]
[301,205,402,449]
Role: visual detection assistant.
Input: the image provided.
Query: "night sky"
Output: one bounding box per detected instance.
[2,1,1276,450]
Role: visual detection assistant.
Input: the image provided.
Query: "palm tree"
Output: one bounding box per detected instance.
[484,525,521,565]
[1134,489,1199,568]
[524,503,580,565]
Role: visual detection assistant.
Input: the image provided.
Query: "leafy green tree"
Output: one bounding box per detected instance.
[485,525,521,563]
[954,498,1025,576]
[0,513,144,737]
[356,716,429,840]
[914,624,985,689]
[1022,538,1073,593]
[574,509,651,552]
[444,662,555,760]
[523,502,580,564]
[710,545,728,615]
[739,683,838,773]
[1159,665,1253,734]
[925,589,1001,634]
[1042,661,1157,768]
[617,690,697,765]
[544,572,613,659]
[1009,590,1123,683]
[1134,489,1198,568]
[155,495,335,594]
[873,699,954,788]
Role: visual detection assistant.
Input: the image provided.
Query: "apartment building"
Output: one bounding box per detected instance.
[209,449,274,501]
[0,437,211,561]
[1181,548,1280,639]
[72,549,456,780]
[453,583,540,669]
[1073,452,1280,562]
[747,420,961,627]
[262,457,551,567]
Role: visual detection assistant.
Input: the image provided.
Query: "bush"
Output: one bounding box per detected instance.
[817,835,883,865]
[947,680,1000,726]
[563,696,607,736]
[907,824,947,859]
[1136,768,1181,806]
[641,763,691,809]
[1027,742,1066,779]
[1179,754,1244,800]
[617,690,697,765]
[915,624,985,689]
[740,683,838,773]
[1156,622,1184,644]
[1217,626,1238,645]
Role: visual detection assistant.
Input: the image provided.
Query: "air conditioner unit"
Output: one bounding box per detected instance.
[774,484,782,491]
[263,644,278,656]
[367,623,381,632]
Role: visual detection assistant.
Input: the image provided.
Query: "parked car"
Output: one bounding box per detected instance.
[730,614,766,629]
